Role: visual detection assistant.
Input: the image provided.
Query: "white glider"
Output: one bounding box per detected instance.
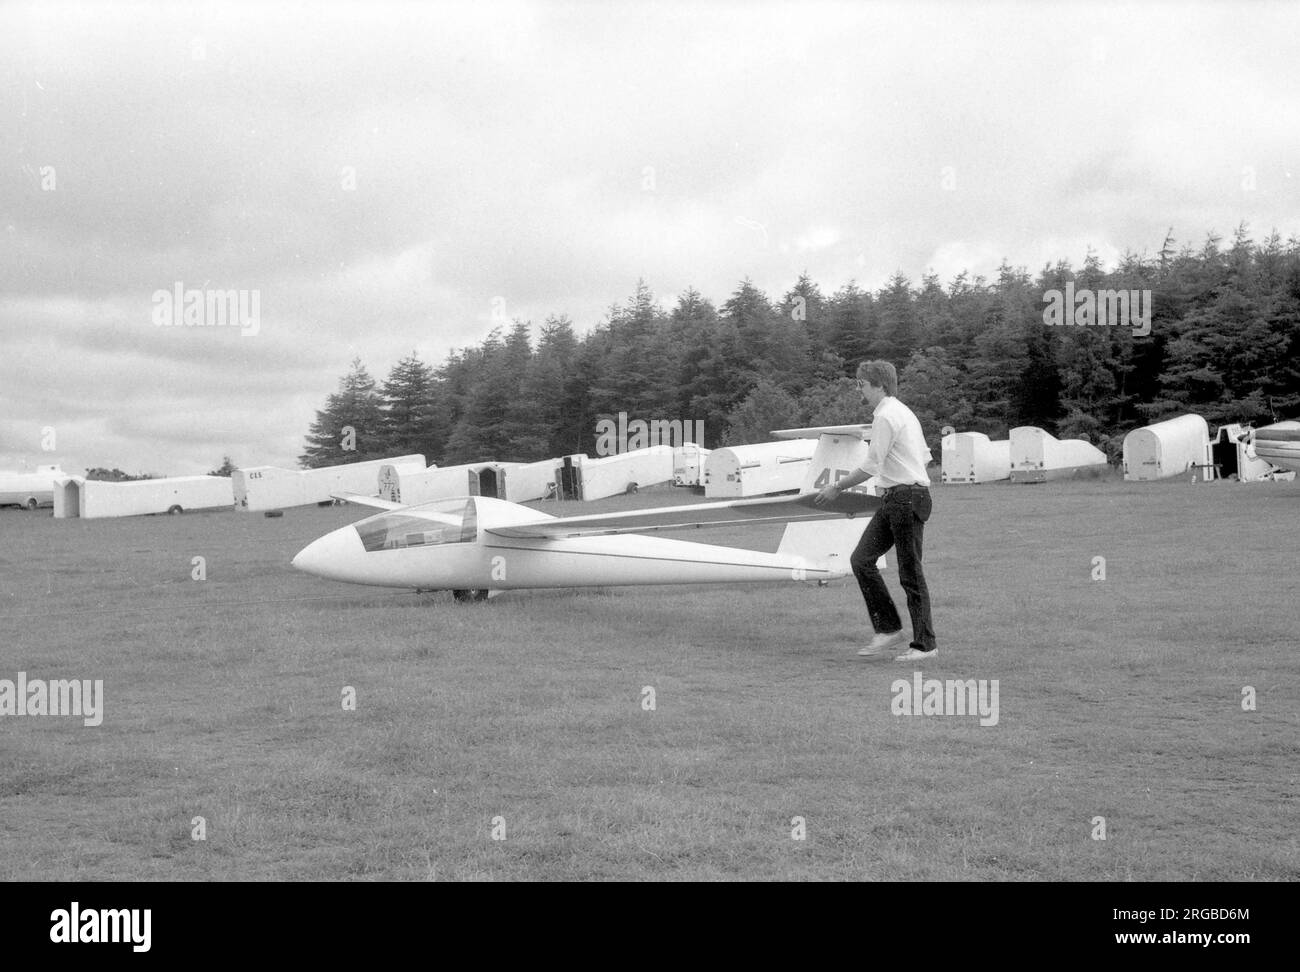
[291,427,882,600]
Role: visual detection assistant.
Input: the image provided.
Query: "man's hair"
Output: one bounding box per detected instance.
[856,359,898,396]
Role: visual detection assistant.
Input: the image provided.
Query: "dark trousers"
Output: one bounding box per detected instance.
[850,485,937,652]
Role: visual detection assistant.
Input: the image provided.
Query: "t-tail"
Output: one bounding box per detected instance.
[770,425,884,575]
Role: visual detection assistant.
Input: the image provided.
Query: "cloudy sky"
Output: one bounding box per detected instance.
[3,0,1298,475]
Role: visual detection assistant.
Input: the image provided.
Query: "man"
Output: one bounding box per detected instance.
[815,360,937,661]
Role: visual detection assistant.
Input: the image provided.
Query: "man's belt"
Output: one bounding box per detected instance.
[881,483,930,495]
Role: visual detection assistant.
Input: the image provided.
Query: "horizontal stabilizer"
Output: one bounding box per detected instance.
[486,491,878,539]
[771,424,872,440]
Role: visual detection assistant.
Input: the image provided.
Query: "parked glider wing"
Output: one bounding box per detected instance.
[331,492,405,511]
[485,490,878,539]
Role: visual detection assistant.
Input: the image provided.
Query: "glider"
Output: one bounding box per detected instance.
[290,427,883,600]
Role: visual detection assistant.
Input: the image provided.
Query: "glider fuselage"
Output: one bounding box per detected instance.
[291,494,862,590]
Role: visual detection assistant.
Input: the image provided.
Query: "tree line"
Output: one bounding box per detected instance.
[301,225,1300,468]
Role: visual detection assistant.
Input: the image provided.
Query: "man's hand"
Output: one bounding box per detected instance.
[814,482,840,506]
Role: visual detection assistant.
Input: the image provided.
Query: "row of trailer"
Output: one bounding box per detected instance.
[941,416,1295,485]
[940,428,1109,484]
[0,465,235,517]
[366,441,819,506]
[1120,415,1292,482]
[20,414,1292,519]
[24,439,821,519]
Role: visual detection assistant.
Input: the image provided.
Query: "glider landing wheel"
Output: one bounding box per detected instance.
[167,505,184,515]
[25,497,38,511]
[452,589,490,603]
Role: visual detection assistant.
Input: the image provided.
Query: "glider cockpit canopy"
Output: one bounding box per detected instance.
[353,497,477,552]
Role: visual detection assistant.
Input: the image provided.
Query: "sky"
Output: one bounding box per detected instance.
[2,0,1298,475]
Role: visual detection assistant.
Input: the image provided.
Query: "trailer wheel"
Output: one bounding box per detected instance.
[452,589,490,603]
[24,497,38,511]
[167,505,184,515]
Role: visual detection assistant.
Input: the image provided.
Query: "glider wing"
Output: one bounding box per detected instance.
[330,492,405,511]
[485,490,878,539]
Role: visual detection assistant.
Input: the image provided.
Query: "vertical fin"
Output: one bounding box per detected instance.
[768,427,871,493]
[777,518,885,577]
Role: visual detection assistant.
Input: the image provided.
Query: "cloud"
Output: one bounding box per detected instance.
[2,0,1298,475]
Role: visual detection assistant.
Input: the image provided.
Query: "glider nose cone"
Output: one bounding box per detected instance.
[292,526,365,581]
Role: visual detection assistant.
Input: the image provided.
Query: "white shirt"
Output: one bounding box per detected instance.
[858,396,932,488]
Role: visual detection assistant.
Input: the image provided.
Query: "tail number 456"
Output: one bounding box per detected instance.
[813,468,851,489]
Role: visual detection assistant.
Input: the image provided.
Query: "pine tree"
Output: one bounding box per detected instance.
[781,272,830,367]
[524,315,581,458]
[723,378,800,445]
[497,320,550,459]
[1011,324,1063,431]
[824,282,875,372]
[300,359,386,467]
[674,290,749,446]
[380,353,440,461]
[589,281,669,419]
[797,377,866,428]
[874,272,922,363]
[443,330,513,463]
[900,347,974,444]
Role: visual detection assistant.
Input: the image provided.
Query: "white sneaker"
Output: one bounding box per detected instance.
[894,647,937,661]
[858,630,908,656]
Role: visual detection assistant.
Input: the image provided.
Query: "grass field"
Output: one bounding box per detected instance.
[1,476,1297,881]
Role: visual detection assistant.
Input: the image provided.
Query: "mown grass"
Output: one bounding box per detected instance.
[0,478,1297,881]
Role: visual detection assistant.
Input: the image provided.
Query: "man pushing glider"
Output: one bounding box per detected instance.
[815,360,938,661]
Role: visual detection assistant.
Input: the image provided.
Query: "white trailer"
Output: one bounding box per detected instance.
[500,459,557,502]
[555,446,674,501]
[940,432,1011,484]
[381,462,498,505]
[53,475,234,518]
[1009,427,1108,483]
[233,455,424,511]
[703,439,818,498]
[378,459,436,503]
[672,444,712,487]
[0,464,65,509]
[1122,414,1211,481]
[1210,424,1278,482]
